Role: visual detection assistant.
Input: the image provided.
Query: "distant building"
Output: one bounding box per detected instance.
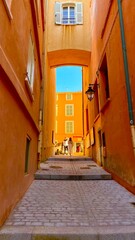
[55,92,83,155]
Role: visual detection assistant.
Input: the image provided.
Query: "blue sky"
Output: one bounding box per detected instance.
[56,66,82,92]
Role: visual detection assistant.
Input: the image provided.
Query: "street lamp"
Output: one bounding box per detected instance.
[85,83,99,101]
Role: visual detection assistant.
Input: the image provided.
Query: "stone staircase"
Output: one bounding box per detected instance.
[35,156,112,180]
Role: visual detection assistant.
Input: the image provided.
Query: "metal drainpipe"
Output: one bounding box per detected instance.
[117,0,134,126]
[37,4,46,168]
[117,0,135,156]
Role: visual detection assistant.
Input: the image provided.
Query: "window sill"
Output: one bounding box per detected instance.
[62,23,77,25]
[100,98,111,112]
[56,23,83,26]
[2,0,13,20]
[25,78,34,102]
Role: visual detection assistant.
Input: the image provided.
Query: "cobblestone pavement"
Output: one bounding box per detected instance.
[5,180,135,227]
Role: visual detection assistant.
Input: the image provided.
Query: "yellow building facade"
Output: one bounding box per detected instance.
[55,92,83,155]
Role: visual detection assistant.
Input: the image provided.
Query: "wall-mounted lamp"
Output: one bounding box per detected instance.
[85,83,100,101]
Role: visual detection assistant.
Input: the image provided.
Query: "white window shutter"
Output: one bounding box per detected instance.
[55,2,61,24]
[27,35,35,89]
[76,2,83,24]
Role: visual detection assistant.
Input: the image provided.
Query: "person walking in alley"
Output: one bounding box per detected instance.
[63,137,68,154]
[68,137,73,156]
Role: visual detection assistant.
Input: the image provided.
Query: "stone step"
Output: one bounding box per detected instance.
[35,173,112,180]
[0,225,135,240]
[35,159,112,180]
[48,156,92,161]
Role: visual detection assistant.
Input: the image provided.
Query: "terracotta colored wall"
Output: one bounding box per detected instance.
[0,0,44,225]
[0,72,38,225]
[87,0,135,189]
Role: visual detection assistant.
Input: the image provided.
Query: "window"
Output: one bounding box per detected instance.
[26,34,35,91]
[65,121,74,133]
[24,136,31,174]
[66,93,72,100]
[63,6,75,24]
[56,105,58,116]
[99,55,110,109]
[102,132,106,147]
[2,0,13,19]
[65,104,74,116]
[55,2,83,25]
[100,55,110,100]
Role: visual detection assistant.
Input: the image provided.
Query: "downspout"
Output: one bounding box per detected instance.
[117,0,134,125]
[37,3,46,167]
[117,0,135,154]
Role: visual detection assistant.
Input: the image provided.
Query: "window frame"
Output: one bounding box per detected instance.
[55,2,83,25]
[2,0,13,19]
[56,104,58,116]
[25,33,35,95]
[66,93,73,100]
[65,121,74,134]
[65,104,74,116]
[62,4,75,25]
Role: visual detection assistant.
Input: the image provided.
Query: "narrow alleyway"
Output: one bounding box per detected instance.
[0,157,135,240]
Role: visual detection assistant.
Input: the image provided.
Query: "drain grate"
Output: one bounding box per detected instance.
[50,165,63,169]
[130,202,135,206]
[80,166,91,169]
[87,164,97,167]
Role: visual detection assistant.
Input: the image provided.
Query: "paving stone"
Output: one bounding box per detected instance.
[1,158,135,239]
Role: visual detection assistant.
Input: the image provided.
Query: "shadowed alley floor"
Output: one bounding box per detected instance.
[0,157,135,239]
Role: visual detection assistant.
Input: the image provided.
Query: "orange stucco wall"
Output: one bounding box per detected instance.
[0,0,44,225]
[46,0,91,67]
[87,0,135,190]
[42,62,56,160]
[55,92,83,141]
[46,0,91,53]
